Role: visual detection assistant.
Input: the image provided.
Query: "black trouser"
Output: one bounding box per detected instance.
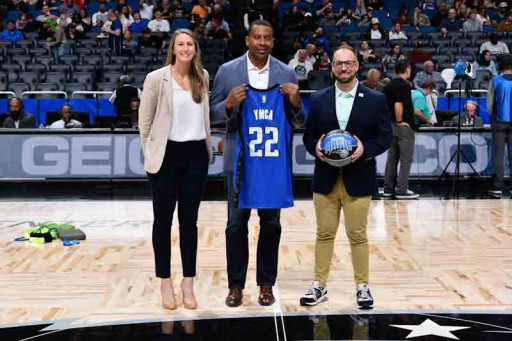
[148,140,209,279]
[225,171,282,289]
[491,120,512,190]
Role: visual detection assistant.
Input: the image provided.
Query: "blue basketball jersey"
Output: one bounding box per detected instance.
[233,85,294,209]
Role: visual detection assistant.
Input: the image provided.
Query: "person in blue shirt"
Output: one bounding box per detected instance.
[0,20,24,43]
[129,12,147,33]
[304,27,330,52]
[440,8,463,31]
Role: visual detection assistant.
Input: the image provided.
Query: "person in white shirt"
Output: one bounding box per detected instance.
[480,32,510,56]
[388,22,408,40]
[139,0,156,20]
[148,9,170,33]
[92,4,108,27]
[49,105,83,129]
[294,43,317,65]
[288,49,314,83]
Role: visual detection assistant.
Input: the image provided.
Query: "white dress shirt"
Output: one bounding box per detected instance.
[247,52,270,89]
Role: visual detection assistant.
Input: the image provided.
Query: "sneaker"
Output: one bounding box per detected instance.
[488,189,502,198]
[395,189,419,200]
[382,189,395,199]
[300,281,328,306]
[356,284,374,310]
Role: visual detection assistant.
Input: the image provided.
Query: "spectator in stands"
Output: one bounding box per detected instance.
[206,13,230,34]
[298,12,317,33]
[139,0,156,20]
[148,9,170,33]
[497,11,512,31]
[243,3,263,31]
[422,0,437,11]
[496,2,509,23]
[92,4,108,28]
[56,8,72,30]
[305,27,330,52]
[171,0,189,19]
[315,0,333,19]
[217,0,231,20]
[38,21,54,40]
[2,98,35,129]
[382,44,407,72]
[37,5,57,23]
[357,14,371,31]
[319,8,338,27]
[123,30,138,53]
[49,104,83,129]
[357,40,380,65]
[431,2,448,27]
[335,8,353,28]
[413,7,431,27]
[16,13,27,31]
[125,97,140,127]
[7,0,29,13]
[440,8,463,31]
[79,9,92,32]
[294,43,317,65]
[36,0,58,10]
[477,8,492,26]
[23,14,38,33]
[412,80,435,126]
[413,60,444,89]
[396,8,412,26]
[480,32,510,56]
[193,20,207,43]
[313,50,331,71]
[160,0,173,20]
[110,75,142,117]
[463,9,483,32]
[60,0,80,17]
[206,15,230,41]
[367,0,383,10]
[119,6,134,32]
[138,27,163,49]
[354,0,367,18]
[363,69,385,92]
[282,5,300,30]
[129,12,147,33]
[408,41,432,64]
[365,17,387,40]
[473,50,498,77]
[102,11,123,54]
[487,54,512,198]
[457,4,469,19]
[288,49,313,87]
[389,22,408,40]
[383,59,419,199]
[192,0,212,19]
[451,100,483,127]
[0,20,24,42]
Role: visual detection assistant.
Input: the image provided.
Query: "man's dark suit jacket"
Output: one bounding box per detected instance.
[303,83,393,196]
[2,112,36,128]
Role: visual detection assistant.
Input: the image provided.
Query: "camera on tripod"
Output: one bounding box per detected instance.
[454,60,474,78]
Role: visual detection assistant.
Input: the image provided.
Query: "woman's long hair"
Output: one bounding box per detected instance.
[165,29,207,104]
[478,50,491,67]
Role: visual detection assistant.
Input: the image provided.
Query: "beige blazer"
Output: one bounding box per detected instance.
[139,66,212,174]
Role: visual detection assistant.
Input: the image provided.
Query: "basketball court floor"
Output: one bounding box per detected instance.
[0,188,511,340]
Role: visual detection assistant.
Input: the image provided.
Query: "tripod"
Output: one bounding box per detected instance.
[438,75,481,193]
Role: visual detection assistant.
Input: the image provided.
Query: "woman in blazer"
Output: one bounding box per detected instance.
[139,29,211,310]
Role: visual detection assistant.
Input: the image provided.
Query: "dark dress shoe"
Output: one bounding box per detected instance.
[225,287,243,307]
[258,286,275,306]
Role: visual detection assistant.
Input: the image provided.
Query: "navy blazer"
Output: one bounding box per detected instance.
[303,83,393,196]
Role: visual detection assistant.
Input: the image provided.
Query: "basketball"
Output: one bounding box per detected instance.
[320,130,357,167]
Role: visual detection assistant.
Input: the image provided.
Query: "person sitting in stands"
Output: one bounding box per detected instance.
[2,98,35,128]
[49,104,83,128]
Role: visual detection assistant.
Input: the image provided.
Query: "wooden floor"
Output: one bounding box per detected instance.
[0,199,511,327]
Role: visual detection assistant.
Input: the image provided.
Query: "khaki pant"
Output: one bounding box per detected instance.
[313,174,371,286]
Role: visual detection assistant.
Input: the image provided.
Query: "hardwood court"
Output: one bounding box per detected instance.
[0,199,511,327]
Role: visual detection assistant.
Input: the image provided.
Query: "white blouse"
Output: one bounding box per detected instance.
[168,78,206,142]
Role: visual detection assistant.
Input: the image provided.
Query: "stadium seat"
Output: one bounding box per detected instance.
[8,82,30,96]
[50,64,72,81]
[45,72,67,90]
[102,72,122,83]
[1,63,21,83]
[75,47,93,59]
[65,83,89,96]
[0,71,7,91]
[102,64,124,73]
[432,55,451,66]
[134,55,154,64]
[453,39,472,48]
[16,40,34,49]
[75,64,95,73]
[126,64,147,73]
[81,54,103,70]
[35,55,53,70]
[25,64,47,82]
[474,70,492,90]
[307,71,332,90]
[439,47,459,60]
[108,55,131,66]
[79,40,98,49]
[36,82,60,92]
[60,55,79,70]
[29,47,49,58]
[18,72,39,91]
[71,72,95,87]
[96,82,117,92]
[131,72,147,84]
[12,56,32,70]
[139,47,159,57]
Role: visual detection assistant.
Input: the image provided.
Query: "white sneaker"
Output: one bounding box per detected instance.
[355,284,374,310]
[299,281,328,306]
[395,189,419,200]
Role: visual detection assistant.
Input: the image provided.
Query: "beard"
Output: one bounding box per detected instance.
[10,110,21,119]
[334,72,356,84]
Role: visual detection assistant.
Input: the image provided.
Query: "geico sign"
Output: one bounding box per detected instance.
[21,136,145,176]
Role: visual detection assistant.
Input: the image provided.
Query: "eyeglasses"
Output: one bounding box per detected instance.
[332,60,357,68]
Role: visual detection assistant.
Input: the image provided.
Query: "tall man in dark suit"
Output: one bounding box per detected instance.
[210,19,305,307]
[2,98,36,128]
[301,45,392,309]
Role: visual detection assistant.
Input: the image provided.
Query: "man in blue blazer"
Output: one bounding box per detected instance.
[210,19,305,307]
[301,45,392,309]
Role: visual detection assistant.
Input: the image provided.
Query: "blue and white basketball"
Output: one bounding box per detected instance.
[320,130,357,167]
